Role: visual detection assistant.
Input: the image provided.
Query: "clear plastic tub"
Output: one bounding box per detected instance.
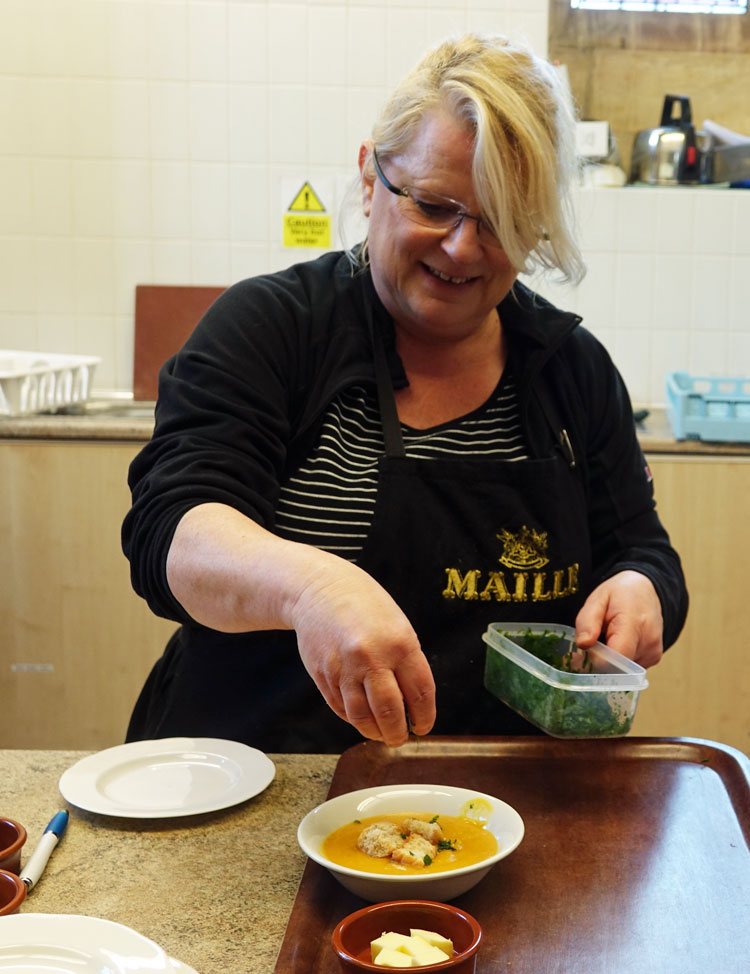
[483,623,648,739]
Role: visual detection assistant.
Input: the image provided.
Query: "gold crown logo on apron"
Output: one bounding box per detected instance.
[497,525,549,570]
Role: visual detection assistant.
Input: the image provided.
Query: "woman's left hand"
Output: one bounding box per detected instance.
[575,570,664,668]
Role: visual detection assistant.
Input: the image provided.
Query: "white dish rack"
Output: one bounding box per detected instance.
[0,350,101,417]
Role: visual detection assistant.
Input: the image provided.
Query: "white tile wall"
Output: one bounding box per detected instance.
[532,187,750,407]
[3,0,747,406]
[0,0,550,391]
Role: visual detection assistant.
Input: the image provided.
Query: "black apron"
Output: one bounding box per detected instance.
[127,322,591,752]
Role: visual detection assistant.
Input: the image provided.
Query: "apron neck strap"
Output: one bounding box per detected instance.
[363,279,406,459]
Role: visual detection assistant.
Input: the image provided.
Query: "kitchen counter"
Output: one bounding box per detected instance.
[636,408,750,455]
[0,401,157,442]
[0,749,338,973]
[1,402,748,455]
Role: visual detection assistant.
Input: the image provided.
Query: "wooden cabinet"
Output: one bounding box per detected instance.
[1,439,748,754]
[0,439,174,749]
[632,454,750,755]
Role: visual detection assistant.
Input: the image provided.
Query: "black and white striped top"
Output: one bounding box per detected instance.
[273,374,528,560]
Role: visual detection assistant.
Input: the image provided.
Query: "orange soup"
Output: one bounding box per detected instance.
[322,811,498,875]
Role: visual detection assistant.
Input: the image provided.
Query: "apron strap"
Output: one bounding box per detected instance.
[363,280,406,459]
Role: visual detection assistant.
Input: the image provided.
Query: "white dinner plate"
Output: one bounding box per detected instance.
[0,914,199,973]
[58,737,275,818]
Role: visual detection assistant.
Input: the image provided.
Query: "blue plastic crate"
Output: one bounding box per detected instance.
[666,371,750,442]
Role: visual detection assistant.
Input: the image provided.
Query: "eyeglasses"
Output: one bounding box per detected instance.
[372,148,502,249]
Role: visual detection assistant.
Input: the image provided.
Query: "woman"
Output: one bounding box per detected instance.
[123,34,687,752]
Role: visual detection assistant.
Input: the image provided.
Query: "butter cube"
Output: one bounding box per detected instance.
[371,932,413,960]
[409,928,454,955]
[401,935,451,965]
[373,947,417,968]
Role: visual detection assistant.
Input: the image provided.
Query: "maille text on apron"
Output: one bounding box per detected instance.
[442,525,580,603]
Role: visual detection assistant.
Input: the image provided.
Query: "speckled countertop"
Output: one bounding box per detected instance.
[0,749,338,974]
[0,403,748,455]
[0,402,157,442]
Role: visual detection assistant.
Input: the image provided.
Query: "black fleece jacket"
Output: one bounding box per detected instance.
[122,250,688,648]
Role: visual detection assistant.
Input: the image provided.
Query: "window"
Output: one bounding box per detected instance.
[570,1,747,11]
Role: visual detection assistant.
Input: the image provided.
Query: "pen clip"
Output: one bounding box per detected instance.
[559,428,576,469]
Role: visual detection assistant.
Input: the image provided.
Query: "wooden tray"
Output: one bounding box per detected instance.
[274,736,750,974]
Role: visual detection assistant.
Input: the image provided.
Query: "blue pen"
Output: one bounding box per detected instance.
[19,810,69,890]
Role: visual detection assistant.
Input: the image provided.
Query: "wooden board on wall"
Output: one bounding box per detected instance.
[549,0,750,53]
[133,285,226,401]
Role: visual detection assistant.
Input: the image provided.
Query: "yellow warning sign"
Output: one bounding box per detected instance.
[288,182,326,212]
[283,181,331,249]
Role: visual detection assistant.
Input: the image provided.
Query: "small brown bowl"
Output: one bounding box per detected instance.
[0,869,27,916]
[332,899,482,972]
[0,818,27,875]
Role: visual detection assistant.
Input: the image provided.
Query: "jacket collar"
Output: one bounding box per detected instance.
[500,280,581,352]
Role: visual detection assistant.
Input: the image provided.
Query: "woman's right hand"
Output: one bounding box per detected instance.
[166,502,436,747]
[289,556,436,747]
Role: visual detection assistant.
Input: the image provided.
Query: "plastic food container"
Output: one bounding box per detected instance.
[666,371,750,442]
[482,623,648,739]
[0,350,100,417]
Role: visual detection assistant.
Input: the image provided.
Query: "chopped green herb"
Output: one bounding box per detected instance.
[437,839,457,852]
[429,815,440,823]
[484,628,637,738]
[423,854,432,866]
[512,630,593,673]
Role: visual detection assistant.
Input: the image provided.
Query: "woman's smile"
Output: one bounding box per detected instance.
[423,263,475,286]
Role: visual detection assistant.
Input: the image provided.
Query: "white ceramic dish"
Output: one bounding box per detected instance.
[297,783,524,902]
[0,914,199,973]
[58,737,275,818]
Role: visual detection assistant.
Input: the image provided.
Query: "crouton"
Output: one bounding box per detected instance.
[390,833,437,867]
[401,817,442,844]
[356,821,402,858]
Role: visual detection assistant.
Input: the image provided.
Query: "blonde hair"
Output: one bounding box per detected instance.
[359,33,585,285]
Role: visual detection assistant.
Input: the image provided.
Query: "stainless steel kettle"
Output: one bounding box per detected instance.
[629,95,701,185]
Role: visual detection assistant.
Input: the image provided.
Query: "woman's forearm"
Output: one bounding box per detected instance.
[166,502,326,632]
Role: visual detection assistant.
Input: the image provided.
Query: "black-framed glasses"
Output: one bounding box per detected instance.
[372,148,502,249]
